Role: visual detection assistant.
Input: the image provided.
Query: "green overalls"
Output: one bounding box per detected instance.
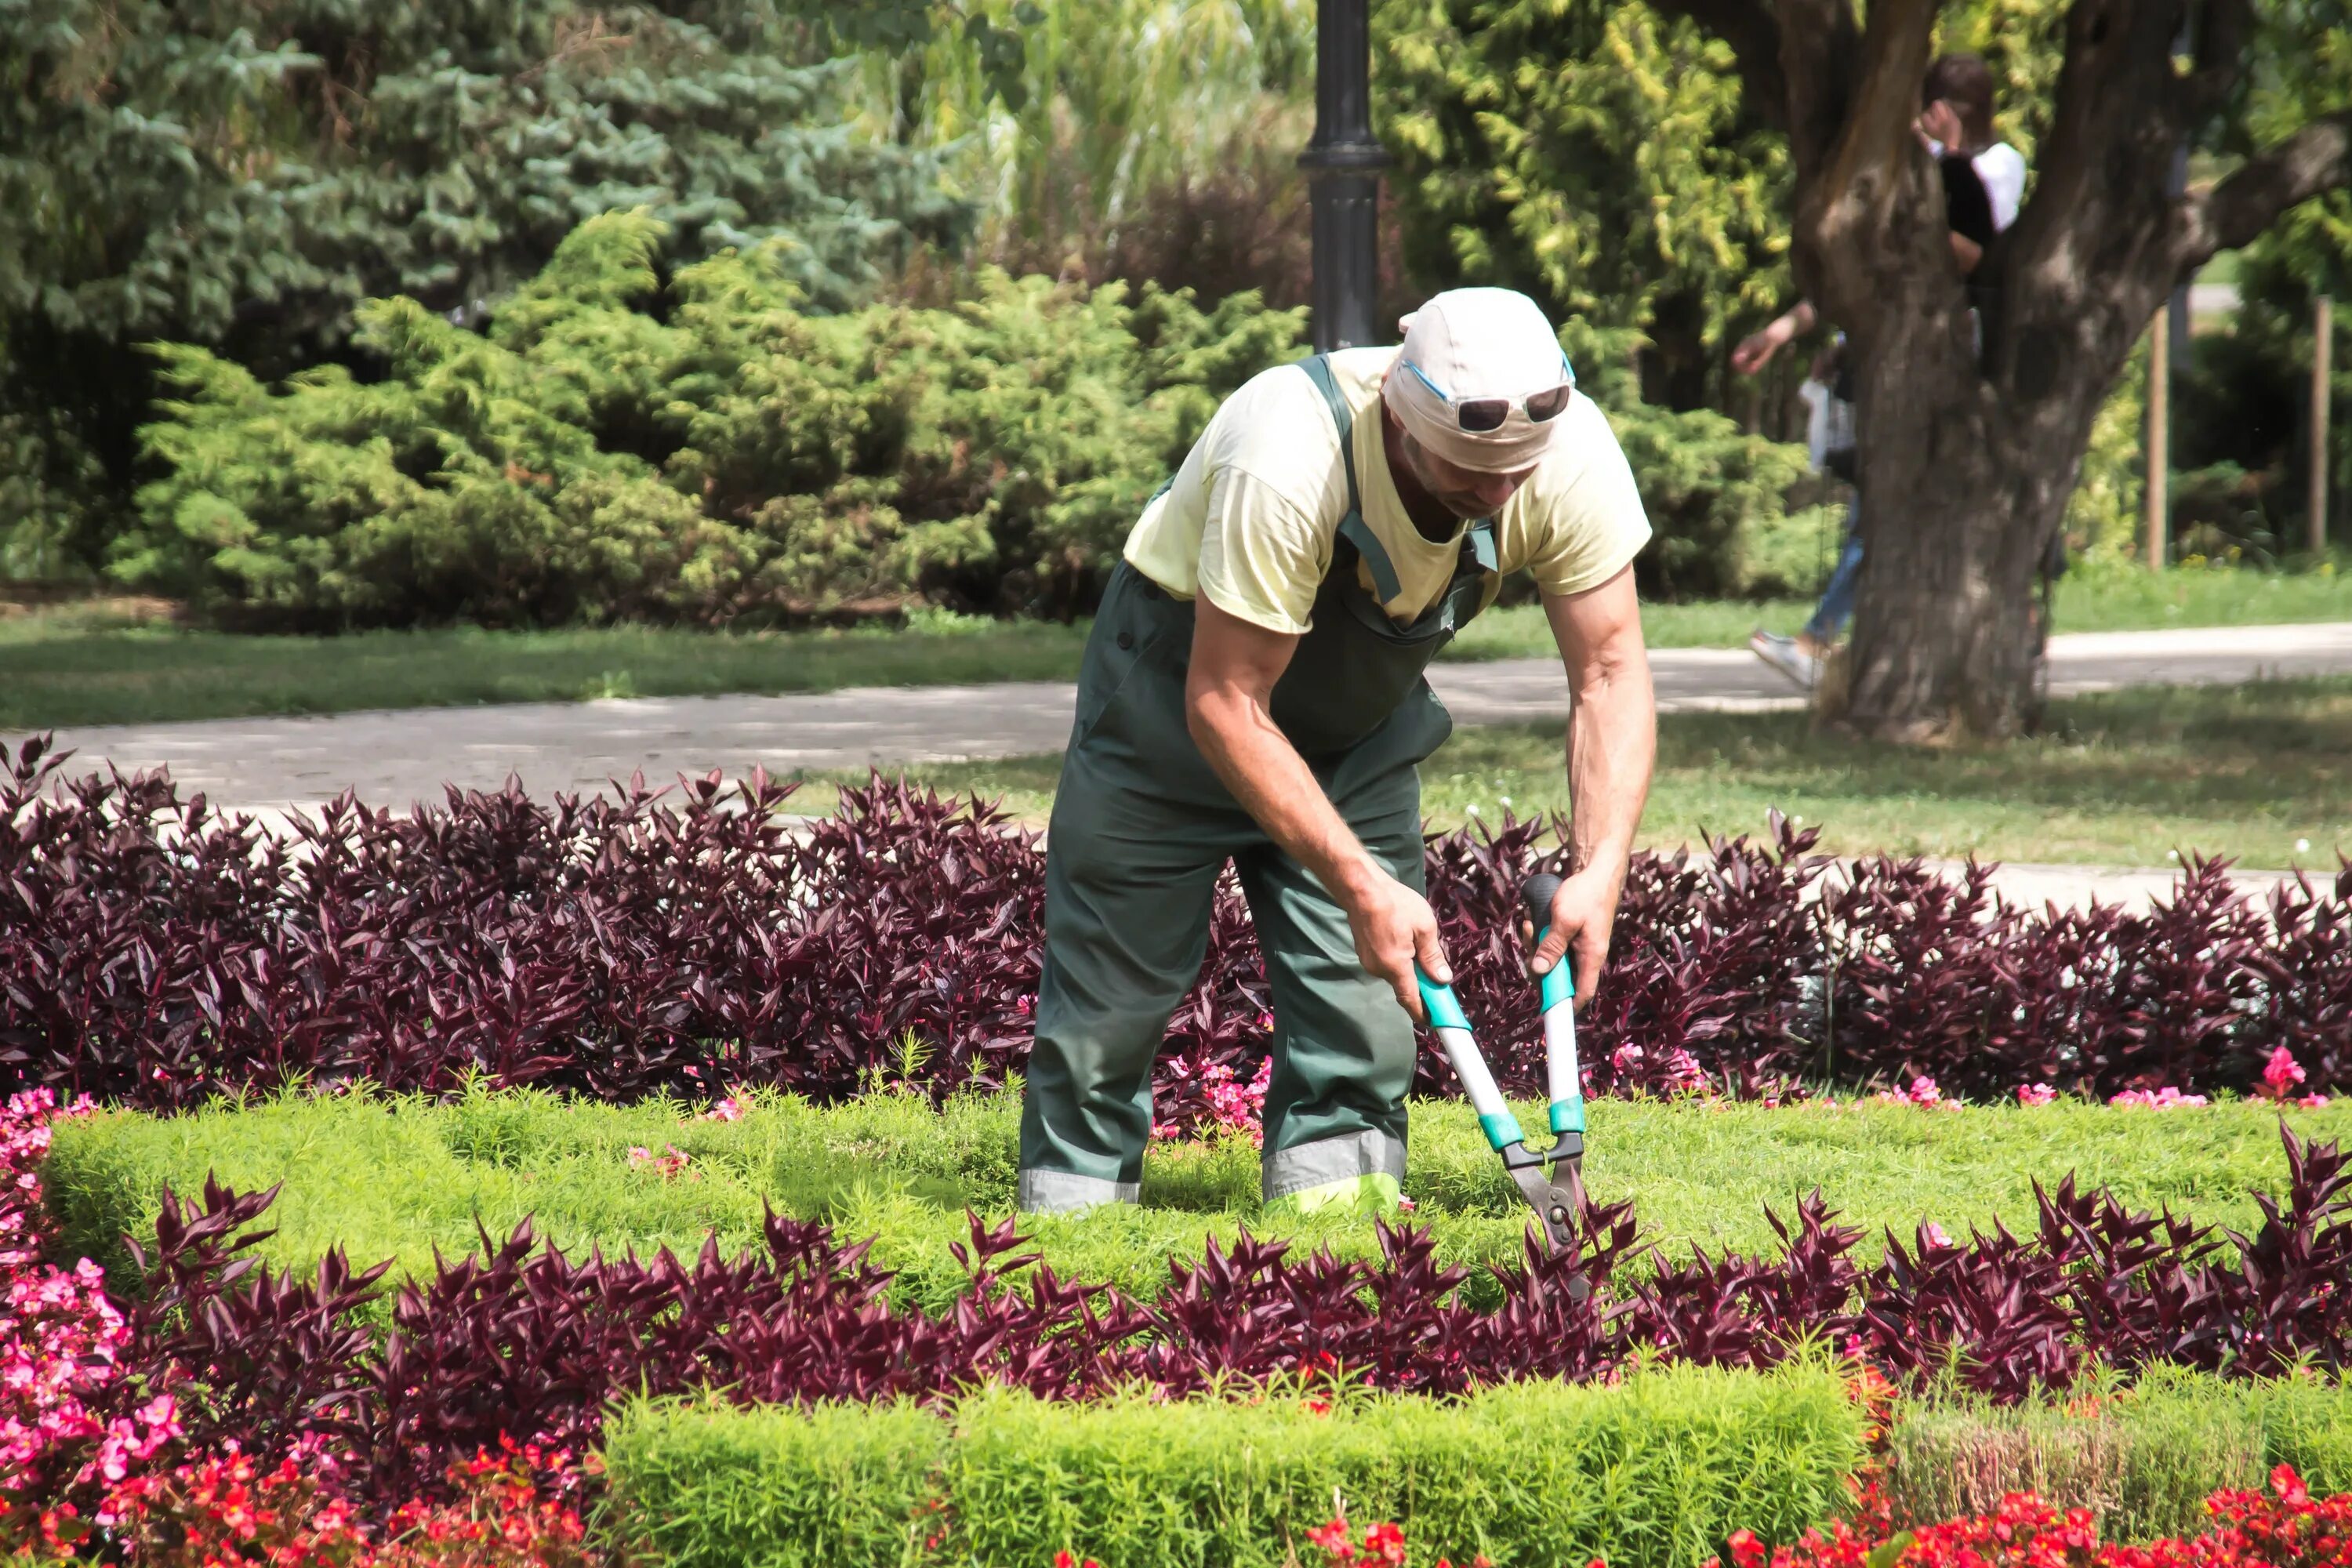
[1017,355,1501,1214]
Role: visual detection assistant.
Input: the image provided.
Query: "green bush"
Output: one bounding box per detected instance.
[1884,1369,2352,1543]
[1376,0,1791,419]
[43,1086,2352,1319]
[118,209,1843,626]
[117,212,1307,627]
[601,1366,1868,1568]
[2,0,974,583]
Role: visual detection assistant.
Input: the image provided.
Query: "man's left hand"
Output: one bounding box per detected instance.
[1523,866,1622,1011]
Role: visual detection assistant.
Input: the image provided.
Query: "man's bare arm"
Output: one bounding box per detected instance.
[1185,597,1450,1019]
[1527,564,1657,1005]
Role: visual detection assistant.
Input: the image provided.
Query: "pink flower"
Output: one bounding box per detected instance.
[2263,1046,2308,1096]
[2299,1094,2332,1109]
[699,1098,742,1123]
[628,1145,690,1178]
[2017,1083,2057,1107]
[2109,1086,2209,1109]
[1871,1075,1955,1109]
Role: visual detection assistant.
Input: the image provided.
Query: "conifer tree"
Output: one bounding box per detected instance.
[0,0,973,577]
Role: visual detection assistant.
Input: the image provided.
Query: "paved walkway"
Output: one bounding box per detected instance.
[26,621,2351,821]
[20,619,2350,911]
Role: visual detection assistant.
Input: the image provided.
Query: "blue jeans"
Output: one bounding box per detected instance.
[1805,505,1864,642]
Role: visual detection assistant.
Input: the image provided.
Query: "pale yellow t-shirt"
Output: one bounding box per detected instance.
[1122,347,1650,634]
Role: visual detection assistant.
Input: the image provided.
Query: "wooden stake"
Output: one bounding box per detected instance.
[2147,308,2169,570]
[2314,294,2334,557]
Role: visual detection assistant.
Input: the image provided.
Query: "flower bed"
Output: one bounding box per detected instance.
[1744,1467,2352,1568]
[1883,1373,2352,1542]
[0,1087,601,1559]
[24,1093,2352,1508]
[12,1083,2352,1566]
[5,738,2348,1118]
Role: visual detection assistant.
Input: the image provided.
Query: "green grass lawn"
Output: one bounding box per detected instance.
[42,1087,2351,1319]
[0,602,1094,731]
[6,563,2348,731]
[783,676,2352,869]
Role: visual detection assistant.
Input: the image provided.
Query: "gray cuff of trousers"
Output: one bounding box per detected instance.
[1017,1167,1141,1214]
[1262,1130,1407,1203]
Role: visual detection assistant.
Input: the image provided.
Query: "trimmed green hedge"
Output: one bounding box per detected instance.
[600,1366,1870,1568]
[42,1087,2352,1316]
[1885,1370,2352,1543]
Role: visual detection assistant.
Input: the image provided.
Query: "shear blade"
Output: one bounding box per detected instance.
[1509,1163,1582,1253]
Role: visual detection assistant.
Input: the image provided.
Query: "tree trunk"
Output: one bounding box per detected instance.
[1838,392,2089,739]
[1642,0,2352,740]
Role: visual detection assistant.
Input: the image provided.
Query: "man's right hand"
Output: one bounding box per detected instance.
[1343,868,1451,1024]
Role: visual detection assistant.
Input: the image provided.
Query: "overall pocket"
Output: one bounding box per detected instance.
[1070,565,1185,749]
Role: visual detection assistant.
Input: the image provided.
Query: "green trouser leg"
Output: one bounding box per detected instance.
[1018,568,1445,1213]
[1017,735,1236,1211]
[1236,779,1422,1208]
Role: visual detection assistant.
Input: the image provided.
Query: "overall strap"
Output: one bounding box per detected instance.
[1465,519,1498,576]
[1297,354,1404,604]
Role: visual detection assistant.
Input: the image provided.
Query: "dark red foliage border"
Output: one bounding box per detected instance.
[10,738,2343,1119]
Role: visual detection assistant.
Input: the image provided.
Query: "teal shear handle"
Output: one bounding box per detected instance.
[1417,970,1525,1152]
[1522,873,1586,1141]
[1410,873,1588,1261]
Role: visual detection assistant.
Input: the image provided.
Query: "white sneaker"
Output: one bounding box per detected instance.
[1750,630,1821,688]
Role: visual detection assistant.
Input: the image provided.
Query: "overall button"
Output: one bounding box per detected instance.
[1116,631,1134,649]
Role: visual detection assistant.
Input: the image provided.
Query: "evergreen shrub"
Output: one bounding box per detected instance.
[42,1088,2352,1320]
[116,214,1302,626]
[116,214,1836,626]
[601,1369,1867,1568]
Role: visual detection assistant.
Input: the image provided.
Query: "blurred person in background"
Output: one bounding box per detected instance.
[1735,53,2026,689]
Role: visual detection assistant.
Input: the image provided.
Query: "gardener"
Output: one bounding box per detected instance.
[1018,287,1657,1216]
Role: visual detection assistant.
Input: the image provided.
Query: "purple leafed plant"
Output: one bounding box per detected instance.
[4,737,2347,1110]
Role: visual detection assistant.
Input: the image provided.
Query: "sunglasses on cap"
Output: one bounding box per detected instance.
[1398,354,1576,434]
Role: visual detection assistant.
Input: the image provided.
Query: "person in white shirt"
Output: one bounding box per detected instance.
[1733,53,2027,688]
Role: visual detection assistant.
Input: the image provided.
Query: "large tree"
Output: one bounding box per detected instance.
[1644,0,2351,737]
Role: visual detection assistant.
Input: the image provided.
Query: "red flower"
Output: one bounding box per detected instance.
[1308,1518,1359,1563]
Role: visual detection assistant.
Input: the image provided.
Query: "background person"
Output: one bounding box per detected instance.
[1735,53,2027,688]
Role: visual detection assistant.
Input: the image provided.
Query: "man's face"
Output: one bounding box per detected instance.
[1398,427,1543,521]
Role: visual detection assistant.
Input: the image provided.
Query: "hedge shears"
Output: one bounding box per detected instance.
[1415,873,1586,1255]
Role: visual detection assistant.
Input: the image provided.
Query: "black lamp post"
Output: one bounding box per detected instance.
[1298,0,1387,351]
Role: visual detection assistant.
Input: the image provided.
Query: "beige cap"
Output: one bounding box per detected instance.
[1381,288,1575,473]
